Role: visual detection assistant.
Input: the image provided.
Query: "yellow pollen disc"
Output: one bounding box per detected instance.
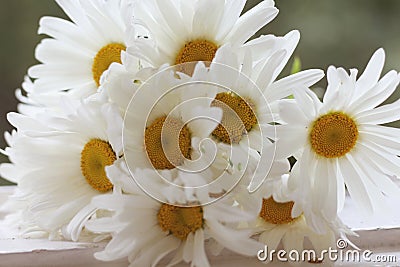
[259,197,298,225]
[310,112,358,158]
[80,139,116,192]
[211,92,257,144]
[144,116,191,170]
[92,43,126,87]
[175,39,218,65]
[175,40,218,75]
[157,204,204,240]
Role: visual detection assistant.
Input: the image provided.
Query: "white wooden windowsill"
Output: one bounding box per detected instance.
[1,186,400,267]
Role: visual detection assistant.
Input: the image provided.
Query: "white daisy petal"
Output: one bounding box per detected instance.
[247,127,262,151]
[167,244,185,267]
[312,159,329,214]
[347,153,387,213]
[358,141,400,177]
[274,124,307,141]
[360,131,400,154]
[269,30,301,83]
[339,155,374,215]
[241,34,279,63]
[355,48,386,96]
[135,236,180,267]
[351,70,399,113]
[215,0,246,41]
[335,159,346,213]
[95,226,150,261]
[282,232,304,256]
[224,4,278,47]
[356,153,400,198]
[323,66,340,104]
[38,17,87,47]
[292,87,319,119]
[183,232,195,262]
[207,219,262,257]
[249,142,277,193]
[186,107,222,138]
[256,50,287,91]
[192,229,210,267]
[268,69,324,102]
[55,0,92,32]
[85,217,123,233]
[278,99,309,125]
[308,230,336,255]
[155,0,186,38]
[65,203,97,241]
[269,159,291,179]
[274,130,307,159]
[0,163,20,183]
[323,160,338,220]
[355,99,400,124]
[204,202,255,223]
[127,40,165,67]
[212,44,240,72]
[259,226,285,250]
[298,148,315,197]
[101,103,123,155]
[193,0,224,39]
[360,124,400,138]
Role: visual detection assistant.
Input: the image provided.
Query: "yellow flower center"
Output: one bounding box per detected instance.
[259,197,299,225]
[211,92,257,144]
[92,43,126,87]
[157,204,204,240]
[175,39,218,65]
[310,112,358,158]
[144,116,191,170]
[175,39,218,75]
[80,139,116,192]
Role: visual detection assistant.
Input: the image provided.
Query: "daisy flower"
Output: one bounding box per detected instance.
[14,76,65,116]
[240,176,354,264]
[101,60,254,200]
[28,0,136,99]
[120,63,249,201]
[86,168,263,267]
[0,95,123,241]
[197,41,324,192]
[272,49,400,229]
[100,57,256,198]
[129,0,288,69]
[256,198,353,264]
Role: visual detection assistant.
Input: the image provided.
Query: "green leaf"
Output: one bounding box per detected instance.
[290,57,302,75]
[287,57,302,99]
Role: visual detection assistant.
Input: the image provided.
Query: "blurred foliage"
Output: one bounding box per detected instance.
[0,0,399,185]
[290,57,302,75]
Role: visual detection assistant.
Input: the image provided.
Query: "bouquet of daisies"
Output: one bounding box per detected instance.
[1,0,400,266]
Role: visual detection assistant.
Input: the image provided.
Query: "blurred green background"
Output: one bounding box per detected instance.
[0,0,399,185]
